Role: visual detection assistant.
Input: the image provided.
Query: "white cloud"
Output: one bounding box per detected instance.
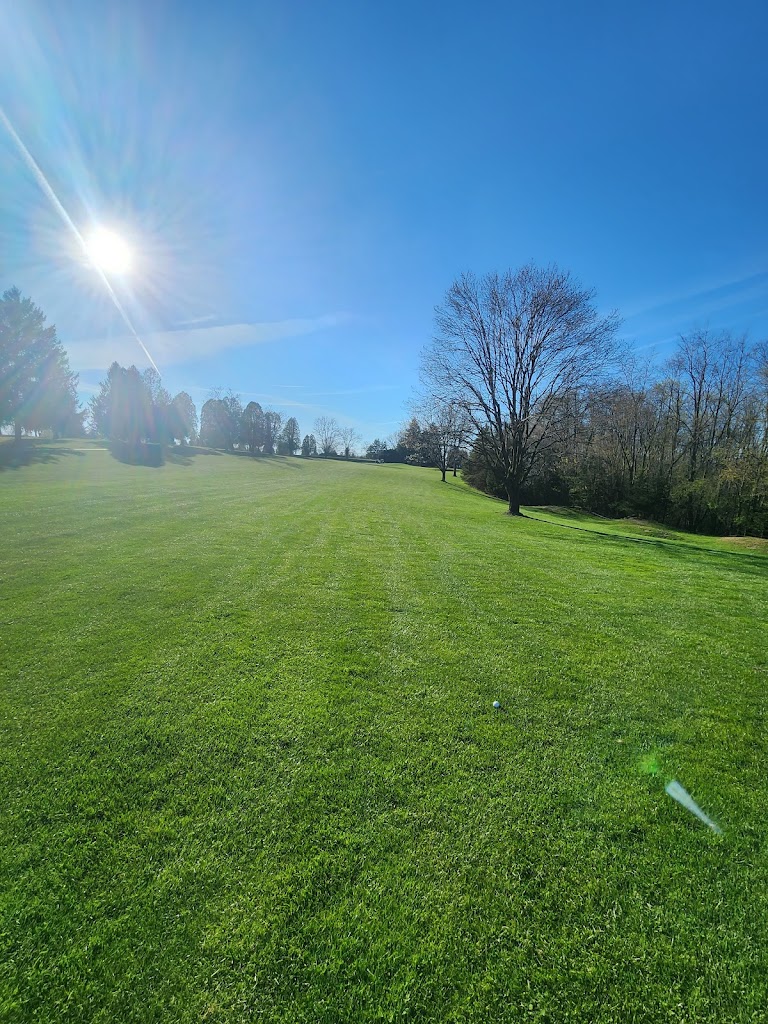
[623,271,768,324]
[174,313,217,327]
[305,385,402,397]
[66,314,344,372]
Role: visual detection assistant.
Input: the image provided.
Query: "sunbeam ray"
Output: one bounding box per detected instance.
[0,104,159,373]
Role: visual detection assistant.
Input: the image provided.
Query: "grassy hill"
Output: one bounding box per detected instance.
[2,443,767,1023]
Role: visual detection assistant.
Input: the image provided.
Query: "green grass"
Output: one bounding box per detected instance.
[1,442,767,1023]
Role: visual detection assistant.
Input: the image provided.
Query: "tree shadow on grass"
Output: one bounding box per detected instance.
[110,443,228,467]
[164,448,197,467]
[169,445,223,460]
[241,454,302,470]
[104,444,304,469]
[164,448,303,468]
[0,441,87,471]
[216,450,303,469]
[524,512,768,578]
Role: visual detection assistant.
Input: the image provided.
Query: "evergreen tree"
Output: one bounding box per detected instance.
[263,409,282,454]
[169,392,198,443]
[280,416,301,454]
[241,401,265,452]
[0,287,80,439]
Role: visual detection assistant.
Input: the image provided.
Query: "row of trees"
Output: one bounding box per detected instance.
[89,363,197,449]
[0,289,369,462]
[364,412,470,477]
[0,288,82,439]
[199,393,292,453]
[198,400,363,458]
[0,288,200,451]
[86,367,369,462]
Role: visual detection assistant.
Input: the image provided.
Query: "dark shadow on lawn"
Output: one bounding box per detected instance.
[102,442,307,468]
[216,450,304,469]
[443,478,504,503]
[111,443,234,467]
[242,454,302,470]
[529,505,612,522]
[524,512,768,577]
[164,445,224,467]
[0,441,87,471]
[109,440,165,467]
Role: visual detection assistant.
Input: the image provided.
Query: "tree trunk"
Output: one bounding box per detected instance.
[441,467,446,481]
[506,483,521,515]
[14,421,22,443]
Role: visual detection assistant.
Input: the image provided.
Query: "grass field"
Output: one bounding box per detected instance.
[1,441,767,1023]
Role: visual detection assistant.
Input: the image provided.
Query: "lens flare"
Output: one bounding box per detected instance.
[665,780,722,834]
[0,104,159,373]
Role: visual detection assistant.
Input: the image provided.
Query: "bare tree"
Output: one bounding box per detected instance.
[416,399,473,481]
[755,339,768,394]
[314,416,341,456]
[422,263,620,513]
[585,356,668,494]
[338,425,361,459]
[669,329,750,482]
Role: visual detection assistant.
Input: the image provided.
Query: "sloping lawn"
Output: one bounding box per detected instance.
[2,444,767,1023]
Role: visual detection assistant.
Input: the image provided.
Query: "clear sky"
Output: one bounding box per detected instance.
[1,0,766,447]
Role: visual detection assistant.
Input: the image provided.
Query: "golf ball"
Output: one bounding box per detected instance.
[493,700,501,709]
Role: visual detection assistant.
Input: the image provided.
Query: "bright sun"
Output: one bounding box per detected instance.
[85,227,133,275]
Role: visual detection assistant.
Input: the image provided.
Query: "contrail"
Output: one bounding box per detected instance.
[0,105,160,374]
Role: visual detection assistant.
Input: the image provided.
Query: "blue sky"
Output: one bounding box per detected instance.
[1,0,766,446]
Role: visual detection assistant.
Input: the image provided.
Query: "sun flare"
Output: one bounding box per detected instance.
[85,227,133,275]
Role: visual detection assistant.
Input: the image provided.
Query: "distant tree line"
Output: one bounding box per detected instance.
[0,288,370,465]
[363,411,470,478]
[198,393,293,453]
[197,400,363,459]
[87,367,369,464]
